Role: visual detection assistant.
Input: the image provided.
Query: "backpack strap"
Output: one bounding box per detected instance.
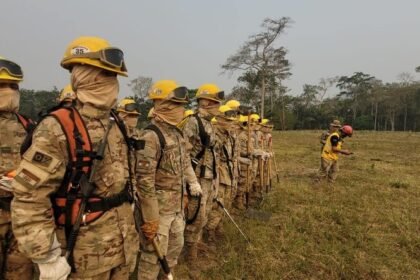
[14,113,35,132]
[49,107,93,244]
[193,114,217,178]
[144,124,166,168]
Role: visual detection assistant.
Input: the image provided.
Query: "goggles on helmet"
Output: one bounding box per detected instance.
[66,47,125,69]
[123,103,140,114]
[0,83,19,90]
[0,59,23,78]
[215,91,225,100]
[169,86,189,102]
[223,110,237,118]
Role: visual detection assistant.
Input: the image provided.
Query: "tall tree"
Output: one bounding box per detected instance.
[127,76,153,102]
[222,17,292,118]
[337,72,375,123]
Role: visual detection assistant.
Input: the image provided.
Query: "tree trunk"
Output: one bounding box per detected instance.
[403,104,408,131]
[374,101,378,131]
[260,73,266,119]
[281,94,286,130]
[391,111,395,131]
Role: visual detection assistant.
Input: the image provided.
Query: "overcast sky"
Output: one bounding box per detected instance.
[2,0,420,98]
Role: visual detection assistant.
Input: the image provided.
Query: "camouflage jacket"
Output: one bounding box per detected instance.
[135,119,197,223]
[0,112,26,198]
[11,104,138,277]
[183,111,218,180]
[214,125,235,187]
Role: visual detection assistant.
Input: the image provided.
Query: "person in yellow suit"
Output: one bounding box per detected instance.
[318,125,353,183]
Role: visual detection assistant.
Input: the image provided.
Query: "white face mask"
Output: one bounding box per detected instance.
[0,87,19,112]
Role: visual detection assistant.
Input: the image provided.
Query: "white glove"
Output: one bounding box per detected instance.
[34,235,71,280]
[189,182,202,197]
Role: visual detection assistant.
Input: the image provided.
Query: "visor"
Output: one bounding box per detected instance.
[66,47,126,70]
[0,59,23,78]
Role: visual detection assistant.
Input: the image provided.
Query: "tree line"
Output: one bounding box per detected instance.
[17,17,420,131]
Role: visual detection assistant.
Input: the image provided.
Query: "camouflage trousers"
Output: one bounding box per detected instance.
[69,263,130,280]
[206,183,232,231]
[0,209,33,280]
[249,160,263,207]
[138,212,185,280]
[318,157,339,183]
[184,178,215,244]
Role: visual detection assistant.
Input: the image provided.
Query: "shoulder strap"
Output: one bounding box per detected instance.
[49,107,93,188]
[14,113,35,132]
[145,124,166,150]
[144,124,166,168]
[194,114,209,147]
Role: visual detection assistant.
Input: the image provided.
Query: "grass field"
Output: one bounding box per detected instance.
[174,130,420,279]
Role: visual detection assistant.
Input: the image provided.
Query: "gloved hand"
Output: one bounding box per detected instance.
[252,150,264,158]
[33,235,71,280]
[37,257,71,280]
[188,182,202,197]
[262,152,271,161]
[140,220,159,241]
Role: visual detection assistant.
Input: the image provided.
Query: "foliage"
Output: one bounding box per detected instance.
[19,88,59,121]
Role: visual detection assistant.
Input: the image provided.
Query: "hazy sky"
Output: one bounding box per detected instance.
[2,0,420,98]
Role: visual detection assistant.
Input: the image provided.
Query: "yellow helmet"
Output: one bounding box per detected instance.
[196,83,224,102]
[238,115,248,123]
[250,113,260,122]
[58,84,76,102]
[148,80,189,103]
[184,109,194,118]
[261,118,269,125]
[61,36,128,76]
[218,104,237,121]
[225,100,240,110]
[116,98,140,115]
[147,107,154,119]
[0,56,23,82]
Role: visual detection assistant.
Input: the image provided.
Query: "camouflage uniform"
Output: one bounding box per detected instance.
[206,123,235,236]
[11,104,138,278]
[183,111,218,247]
[0,112,33,279]
[233,125,254,210]
[136,119,197,279]
[249,125,264,206]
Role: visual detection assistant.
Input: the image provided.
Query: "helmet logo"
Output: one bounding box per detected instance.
[153,88,162,95]
[202,90,209,95]
[71,46,90,55]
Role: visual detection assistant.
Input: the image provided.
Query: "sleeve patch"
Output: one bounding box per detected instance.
[15,169,41,188]
[32,152,53,167]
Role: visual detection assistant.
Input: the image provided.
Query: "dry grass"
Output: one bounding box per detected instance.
[149,131,420,279]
